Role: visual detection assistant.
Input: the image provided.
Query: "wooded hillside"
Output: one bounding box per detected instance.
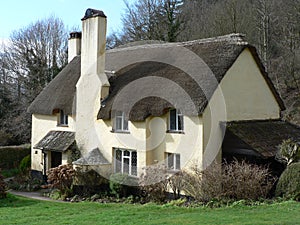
[0,0,299,145]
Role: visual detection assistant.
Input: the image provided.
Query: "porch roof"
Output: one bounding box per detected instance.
[34,131,75,152]
[73,148,110,166]
[225,120,300,158]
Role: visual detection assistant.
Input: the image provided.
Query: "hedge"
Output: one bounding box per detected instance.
[0,144,31,169]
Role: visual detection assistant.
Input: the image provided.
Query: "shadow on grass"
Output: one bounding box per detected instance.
[0,193,39,208]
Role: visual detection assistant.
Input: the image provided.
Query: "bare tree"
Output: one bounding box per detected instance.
[0,16,68,145]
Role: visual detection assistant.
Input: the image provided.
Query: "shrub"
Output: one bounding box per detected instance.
[276,139,300,166]
[19,154,31,174]
[109,173,138,198]
[0,169,7,199]
[168,171,185,199]
[47,164,75,199]
[275,162,300,200]
[182,160,275,202]
[139,164,169,203]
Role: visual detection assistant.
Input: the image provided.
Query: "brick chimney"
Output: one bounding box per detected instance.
[76,8,109,154]
[68,32,82,63]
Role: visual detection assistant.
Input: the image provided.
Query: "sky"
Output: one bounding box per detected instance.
[0,0,134,43]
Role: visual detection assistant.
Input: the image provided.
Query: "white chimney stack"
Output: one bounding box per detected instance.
[76,8,109,154]
[68,32,82,63]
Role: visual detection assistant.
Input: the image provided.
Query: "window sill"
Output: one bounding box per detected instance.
[57,124,69,127]
[167,169,181,174]
[166,130,185,134]
[111,130,130,134]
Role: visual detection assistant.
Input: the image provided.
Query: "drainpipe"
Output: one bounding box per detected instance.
[42,149,47,184]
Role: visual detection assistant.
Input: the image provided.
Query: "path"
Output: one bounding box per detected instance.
[8,190,63,202]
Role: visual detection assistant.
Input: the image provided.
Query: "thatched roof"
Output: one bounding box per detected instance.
[224,120,300,158]
[28,34,284,120]
[28,56,80,115]
[98,34,284,121]
[34,131,75,152]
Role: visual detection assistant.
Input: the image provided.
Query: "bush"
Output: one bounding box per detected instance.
[47,164,75,199]
[0,144,31,170]
[0,169,7,199]
[182,160,275,202]
[275,162,300,200]
[276,139,300,166]
[109,173,138,198]
[139,164,169,203]
[19,154,31,174]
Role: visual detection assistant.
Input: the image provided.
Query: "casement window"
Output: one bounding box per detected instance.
[58,110,68,126]
[114,111,129,132]
[169,109,184,132]
[166,153,180,171]
[114,148,137,176]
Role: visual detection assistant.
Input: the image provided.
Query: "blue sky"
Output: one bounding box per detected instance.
[0,0,134,40]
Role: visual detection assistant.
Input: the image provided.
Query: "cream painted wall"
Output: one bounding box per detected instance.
[93,119,147,176]
[202,48,281,168]
[221,48,281,121]
[31,113,75,172]
[145,114,203,170]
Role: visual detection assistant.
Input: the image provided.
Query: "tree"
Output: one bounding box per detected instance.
[0,16,68,145]
[118,0,184,44]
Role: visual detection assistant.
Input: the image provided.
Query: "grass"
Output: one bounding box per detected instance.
[0,194,299,225]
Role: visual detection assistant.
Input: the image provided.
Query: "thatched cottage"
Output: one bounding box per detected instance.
[28,9,300,180]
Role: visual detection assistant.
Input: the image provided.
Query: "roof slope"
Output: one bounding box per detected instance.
[225,120,300,158]
[98,34,284,121]
[34,130,75,152]
[28,56,81,115]
[28,34,284,120]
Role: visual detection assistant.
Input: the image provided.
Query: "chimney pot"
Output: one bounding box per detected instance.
[69,32,82,40]
[82,8,106,21]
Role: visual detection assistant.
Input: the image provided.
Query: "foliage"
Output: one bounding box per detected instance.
[168,171,185,199]
[182,160,275,202]
[0,168,7,199]
[276,139,300,166]
[109,173,138,198]
[276,162,300,200]
[47,164,75,199]
[0,144,31,170]
[19,154,31,174]
[139,164,169,203]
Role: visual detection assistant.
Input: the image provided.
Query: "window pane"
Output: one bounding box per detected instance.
[167,153,174,169]
[178,115,183,131]
[131,152,137,176]
[175,154,180,170]
[124,150,130,157]
[123,119,128,130]
[116,117,122,130]
[115,149,122,173]
[123,158,130,174]
[170,109,176,130]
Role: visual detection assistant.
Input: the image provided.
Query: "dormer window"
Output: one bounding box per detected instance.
[58,110,68,126]
[168,109,184,132]
[114,111,128,132]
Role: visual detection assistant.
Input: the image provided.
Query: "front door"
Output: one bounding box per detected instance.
[51,151,62,168]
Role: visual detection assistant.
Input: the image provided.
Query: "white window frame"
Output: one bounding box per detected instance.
[58,110,68,126]
[114,148,137,176]
[166,153,180,171]
[114,111,129,132]
[169,109,184,132]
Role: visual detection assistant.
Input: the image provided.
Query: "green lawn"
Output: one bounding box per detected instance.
[0,194,299,225]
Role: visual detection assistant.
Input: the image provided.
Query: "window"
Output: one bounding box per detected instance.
[114,111,129,132]
[169,109,183,132]
[58,110,68,126]
[166,153,180,171]
[114,148,137,176]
